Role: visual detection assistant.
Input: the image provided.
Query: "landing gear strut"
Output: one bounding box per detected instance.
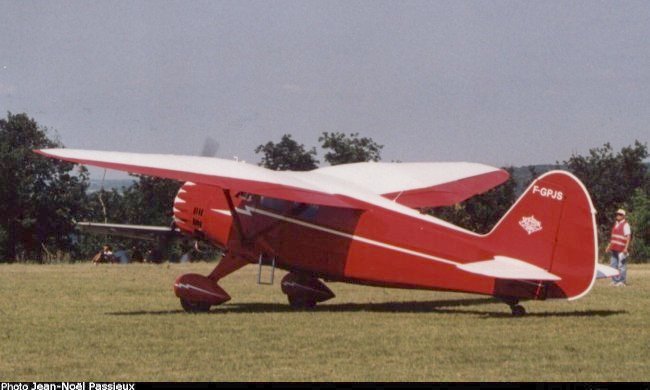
[501,297,526,317]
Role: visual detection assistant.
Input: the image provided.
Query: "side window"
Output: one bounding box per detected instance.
[260,196,286,212]
[301,205,319,221]
[288,202,319,221]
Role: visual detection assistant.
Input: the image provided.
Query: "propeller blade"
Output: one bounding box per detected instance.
[200,137,220,157]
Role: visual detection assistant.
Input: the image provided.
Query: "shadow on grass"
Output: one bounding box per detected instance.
[105,297,626,318]
[431,308,627,318]
[106,297,495,316]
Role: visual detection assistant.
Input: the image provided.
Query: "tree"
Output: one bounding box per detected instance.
[627,188,650,262]
[121,175,181,226]
[563,141,648,243]
[318,132,383,165]
[75,175,183,260]
[0,112,89,262]
[427,167,517,233]
[75,187,131,260]
[255,134,319,171]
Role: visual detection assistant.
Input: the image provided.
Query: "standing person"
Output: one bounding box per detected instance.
[93,245,114,265]
[605,209,632,286]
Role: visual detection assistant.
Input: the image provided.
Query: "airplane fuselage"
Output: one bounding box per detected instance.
[171,179,593,302]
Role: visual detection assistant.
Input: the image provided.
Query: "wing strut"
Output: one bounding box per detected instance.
[223,189,247,243]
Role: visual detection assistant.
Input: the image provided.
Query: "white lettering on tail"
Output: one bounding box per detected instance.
[532,185,564,201]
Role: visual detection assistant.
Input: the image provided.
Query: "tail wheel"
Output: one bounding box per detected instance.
[180,298,211,313]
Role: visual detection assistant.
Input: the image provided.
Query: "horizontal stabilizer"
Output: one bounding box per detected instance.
[457,256,561,281]
[596,264,620,279]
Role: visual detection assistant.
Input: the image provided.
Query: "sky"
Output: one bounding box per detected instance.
[1,1,649,179]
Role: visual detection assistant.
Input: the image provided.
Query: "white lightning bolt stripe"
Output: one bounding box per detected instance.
[175,283,224,298]
[235,205,254,216]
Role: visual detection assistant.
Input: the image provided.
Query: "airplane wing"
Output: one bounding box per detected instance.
[314,162,508,208]
[76,221,178,241]
[36,149,507,211]
[35,149,367,209]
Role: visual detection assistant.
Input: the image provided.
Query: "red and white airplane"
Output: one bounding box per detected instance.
[36,148,618,315]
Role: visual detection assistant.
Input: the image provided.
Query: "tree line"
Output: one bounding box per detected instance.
[1,112,648,262]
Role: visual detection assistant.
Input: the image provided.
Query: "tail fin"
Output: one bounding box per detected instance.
[484,170,598,300]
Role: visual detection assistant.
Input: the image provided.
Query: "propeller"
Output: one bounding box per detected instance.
[200,137,220,158]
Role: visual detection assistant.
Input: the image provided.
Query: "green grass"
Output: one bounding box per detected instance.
[1,262,649,381]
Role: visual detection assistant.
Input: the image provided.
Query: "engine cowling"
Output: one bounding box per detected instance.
[173,182,233,248]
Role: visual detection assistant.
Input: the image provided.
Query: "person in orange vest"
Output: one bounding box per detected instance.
[605,208,632,286]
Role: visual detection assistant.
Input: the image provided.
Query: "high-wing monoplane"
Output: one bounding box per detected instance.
[36,149,617,315]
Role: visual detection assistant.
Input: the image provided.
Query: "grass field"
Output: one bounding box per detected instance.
[1,262,649,381]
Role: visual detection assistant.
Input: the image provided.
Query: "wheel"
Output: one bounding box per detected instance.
[511,304,526,317]
[180,298,211,313]
[288,296,317,309]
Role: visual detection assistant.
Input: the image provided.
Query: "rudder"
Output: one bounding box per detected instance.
[485,170,598,300]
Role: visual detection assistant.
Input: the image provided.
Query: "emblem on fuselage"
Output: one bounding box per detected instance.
[519,215,542,235]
